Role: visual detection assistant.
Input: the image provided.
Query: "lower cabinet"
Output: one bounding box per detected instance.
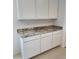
[52,30,62,48]
[23,39,40,59]
[20,30,62,59]
[41,34,52,52]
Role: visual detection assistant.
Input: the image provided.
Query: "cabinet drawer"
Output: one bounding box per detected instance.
[41,32,52,38]
[23,35,40,42]
[53,30,62,35]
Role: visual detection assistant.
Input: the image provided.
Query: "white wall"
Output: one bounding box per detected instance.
[13,0,54,55]
[54,0,66,26]
[54,0,66,47]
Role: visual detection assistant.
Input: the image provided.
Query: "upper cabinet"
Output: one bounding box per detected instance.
[36,0,48,19]
[16,0,58,20]
[17,0,36,19]
[49,0,58,19]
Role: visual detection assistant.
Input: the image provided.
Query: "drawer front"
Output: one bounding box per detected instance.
[41,32,52,38]
[53,30,62,35]
[23,35,40,42]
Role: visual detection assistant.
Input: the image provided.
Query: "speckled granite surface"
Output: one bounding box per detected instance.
[17,25,63,38]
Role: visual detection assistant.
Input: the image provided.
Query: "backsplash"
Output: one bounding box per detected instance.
[16,20,55,29]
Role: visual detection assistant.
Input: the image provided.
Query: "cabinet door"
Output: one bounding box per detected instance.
[52,31,62,48]
[23,39,40,59]
[41,35,52,52]
[49,0,58,19]
[36,0,48,19]
[17,0,35,19]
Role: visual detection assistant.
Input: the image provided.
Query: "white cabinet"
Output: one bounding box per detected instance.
[36,0,48,19]
[52,30,62,48]
[40,33,52,52]
[49,0,58,19]
[41,36,52,52]
[20,30,62,59]
[23,39,40,59]
[17,0,58,20]
[17,0,35,19]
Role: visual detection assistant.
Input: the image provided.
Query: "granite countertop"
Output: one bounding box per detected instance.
[17,25,63,38]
